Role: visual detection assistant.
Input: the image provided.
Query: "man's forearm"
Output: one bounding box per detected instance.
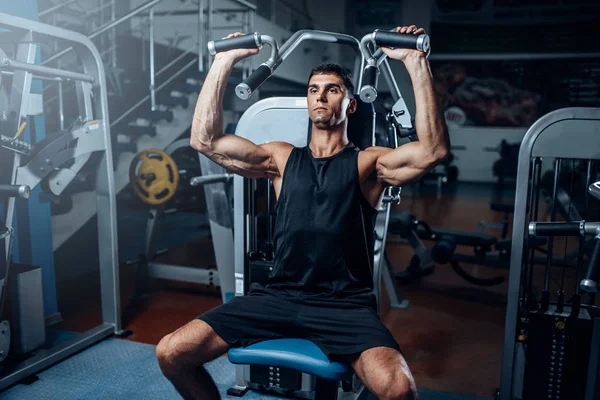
[190,56,235,151]
[404,54,449,160]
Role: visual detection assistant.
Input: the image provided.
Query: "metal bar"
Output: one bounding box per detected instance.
[156,43,197,77]
[1,57,95,83]
[138,8,252,17]
[379,58,401,102]
[526,158,542,306]
[89,0,163,40]
[0,70,62,82]
[111,57,198,127]
[198,0,204,72]
[149,7,156,111]
[79,1,113,21]
[543,159,562,298]
[208,0,213,69]
[210,25,245,30]
[229,0,257,11]
[277,30,361,64]
[38,0,81,17]
[58,81,64,131]
[111,0,116,68]
[42,0,164,65]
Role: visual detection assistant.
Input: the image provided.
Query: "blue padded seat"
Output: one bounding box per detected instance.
[228,338,354,382]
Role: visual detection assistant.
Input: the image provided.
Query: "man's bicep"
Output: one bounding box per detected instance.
[375,143,432,187]
[205,134,276,179]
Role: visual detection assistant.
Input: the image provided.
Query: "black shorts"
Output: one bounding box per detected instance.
[197,283,401,362]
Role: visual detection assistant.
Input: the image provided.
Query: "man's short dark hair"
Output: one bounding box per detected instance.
[308,63,355,97]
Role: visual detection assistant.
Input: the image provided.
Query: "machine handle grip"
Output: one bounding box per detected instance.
[189,174,232,186]
[359,64,379,103]
[235,64,272,100]
[373,31,430,54]
[580,238,600,293]
[528,222,582,236]
[0,184,31,199]
[208,33,261,55]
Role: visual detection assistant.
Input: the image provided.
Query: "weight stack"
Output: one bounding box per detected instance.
[521,303,600,400]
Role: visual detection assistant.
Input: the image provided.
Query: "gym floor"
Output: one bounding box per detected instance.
[54,181,576,399]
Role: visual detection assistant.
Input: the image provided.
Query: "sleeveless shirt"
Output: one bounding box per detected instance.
[265,143,378,308]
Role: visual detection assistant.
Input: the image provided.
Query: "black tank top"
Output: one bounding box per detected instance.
[265,143,378,308]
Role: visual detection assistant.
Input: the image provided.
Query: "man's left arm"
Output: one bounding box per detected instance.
[376,26,450,187]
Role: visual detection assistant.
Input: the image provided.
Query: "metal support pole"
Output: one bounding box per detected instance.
[207,0,214,69]
[58,81,64,131]
[111,0,117,68]
[149,7,156,111]
[198,0,204,72]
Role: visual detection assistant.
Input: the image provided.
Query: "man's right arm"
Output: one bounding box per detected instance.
[190,40,284,179]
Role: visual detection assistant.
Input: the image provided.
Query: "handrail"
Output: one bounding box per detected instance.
[38,0,81,17]
[42,0,164,65]
[110,57,198,127]
[229,0,257,11]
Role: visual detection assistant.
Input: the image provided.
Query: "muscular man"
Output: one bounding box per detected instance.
[156,25,449,400]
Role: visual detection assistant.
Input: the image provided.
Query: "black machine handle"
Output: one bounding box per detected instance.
[207,32,261,55]
[359,65,379,103]
[0,184,31,199]
[580,237,600,293]
[235,64,272,100]
[529,222,582,237]
[372,30,430,54]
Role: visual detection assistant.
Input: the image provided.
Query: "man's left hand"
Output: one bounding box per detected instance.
[381,25,427,62]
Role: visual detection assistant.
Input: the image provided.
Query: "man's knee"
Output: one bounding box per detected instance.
[379,373,417,400]
[156,320,227,378]
[156,333,180,378]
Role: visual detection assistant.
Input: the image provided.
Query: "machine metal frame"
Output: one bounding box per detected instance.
[499,107,600,400]
[0,13,120,390]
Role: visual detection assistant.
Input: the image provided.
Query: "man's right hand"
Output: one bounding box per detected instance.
[214,32,260,64]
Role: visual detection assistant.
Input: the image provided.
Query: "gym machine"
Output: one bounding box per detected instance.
[127,139,235,303]
[388,208,553,288]
[206,28,429,399]
[0,13,120,390]
[498,108,600,400]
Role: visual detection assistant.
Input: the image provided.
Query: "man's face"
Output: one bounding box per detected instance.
[307,73,355,129]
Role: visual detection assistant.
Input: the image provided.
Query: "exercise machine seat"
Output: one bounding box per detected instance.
[228,338,354,381]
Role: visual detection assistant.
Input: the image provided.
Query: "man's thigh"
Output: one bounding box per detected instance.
[198,286,301,347]
[297,302,401,360]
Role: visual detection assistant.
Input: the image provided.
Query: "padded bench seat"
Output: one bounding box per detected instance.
[228,338,354,382]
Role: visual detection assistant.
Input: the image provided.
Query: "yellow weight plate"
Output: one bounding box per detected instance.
[129,148,180,205]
